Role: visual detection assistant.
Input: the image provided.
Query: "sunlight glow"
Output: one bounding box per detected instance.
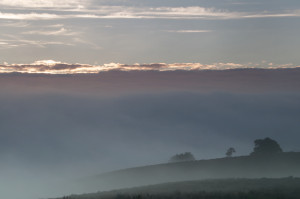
[0,60,299,74]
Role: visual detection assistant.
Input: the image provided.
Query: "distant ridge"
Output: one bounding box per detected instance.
[2,67,300,94]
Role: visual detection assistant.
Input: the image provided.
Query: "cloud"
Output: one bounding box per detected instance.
[0,12,61,20]
[89,6,239,19]
[0,38,74,49]
[167,30,212,33]
[0,60,299,74]
[0,21,30,27]
[243,10,300,18]
[22,27,78,36]
[151,6,237,19]
[0,30,87,49]
[0,0,88,8]
[1,6,300,21]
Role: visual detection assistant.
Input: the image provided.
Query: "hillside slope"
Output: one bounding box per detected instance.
[75,152,300,193]
[60,177,300,199]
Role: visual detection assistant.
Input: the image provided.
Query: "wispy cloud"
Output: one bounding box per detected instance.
[167,30,212,33]
[242,10,300,18]
[0,38,73,49]
[0,0,88,8]
[22,27,78,36]
[0,12,61,20]
[1,6,300,21]
[0,21,30,27]
[0,60,298,74]
[0,25,91,49]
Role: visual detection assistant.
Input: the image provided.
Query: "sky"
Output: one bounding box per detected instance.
[1,1,300,199]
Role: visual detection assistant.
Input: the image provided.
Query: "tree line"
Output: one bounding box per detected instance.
[169,137,283,163]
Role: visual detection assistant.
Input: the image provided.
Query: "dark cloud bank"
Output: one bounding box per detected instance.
[0,68,300,199]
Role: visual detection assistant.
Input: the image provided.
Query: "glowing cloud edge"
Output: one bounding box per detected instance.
[0,60,298,74]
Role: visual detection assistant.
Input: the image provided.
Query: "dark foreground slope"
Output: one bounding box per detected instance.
[58,178,300,199]
[76,152,300,193]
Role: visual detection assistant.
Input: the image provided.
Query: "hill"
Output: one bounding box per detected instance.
[57,177,300,199]
[74,152,300,193]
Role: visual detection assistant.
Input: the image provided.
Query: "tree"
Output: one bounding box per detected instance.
[226,147,236,157]
[251,137,283,156]
[169,152,195,163]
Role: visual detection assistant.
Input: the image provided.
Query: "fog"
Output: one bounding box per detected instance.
[0,69,300,199]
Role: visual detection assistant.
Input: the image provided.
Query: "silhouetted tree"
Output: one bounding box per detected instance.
[169,152,195,163]
[226,147,236,157]
[251,137,283,156]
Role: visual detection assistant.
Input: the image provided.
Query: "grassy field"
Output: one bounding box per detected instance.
[57,177,300,199]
